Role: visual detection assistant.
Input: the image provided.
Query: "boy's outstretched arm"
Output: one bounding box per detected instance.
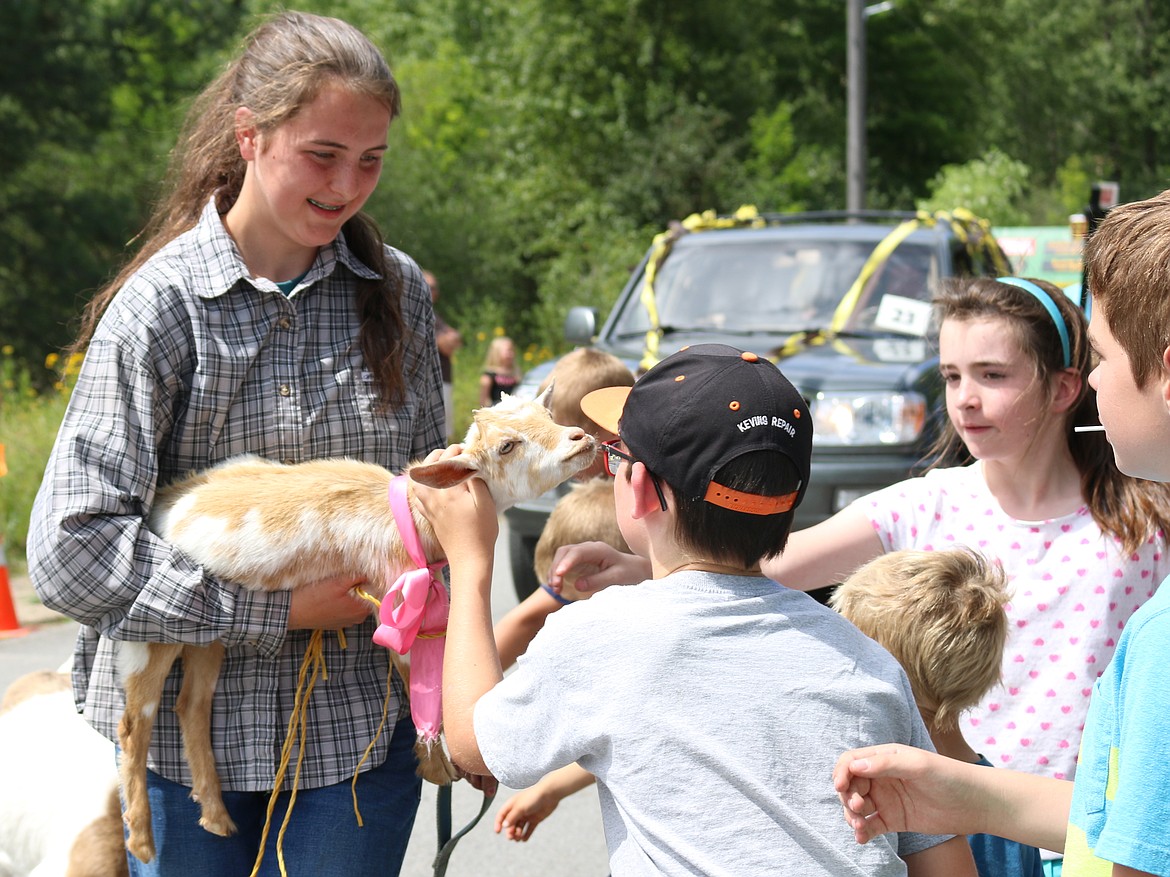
[834,744,1072,854]
[413,448,501,776]
[547,541,649,594]
[494,587,563,670]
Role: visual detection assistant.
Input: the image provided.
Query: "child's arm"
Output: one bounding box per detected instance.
[834,745,1072,854]
[494,587,565,670]
[413,449,502,776]
[494,764,597,842]
[479,373,493,407]
[903,835,977,877]
[761,504,884,591]
[546,541,650,594]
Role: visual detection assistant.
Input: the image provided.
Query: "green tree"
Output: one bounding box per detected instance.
[0,0,247,385]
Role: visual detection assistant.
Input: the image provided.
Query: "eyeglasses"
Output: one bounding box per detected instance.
[602,440,668,512]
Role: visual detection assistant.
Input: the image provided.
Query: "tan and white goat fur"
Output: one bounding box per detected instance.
[0,670,128,877]
[118,386,595,863]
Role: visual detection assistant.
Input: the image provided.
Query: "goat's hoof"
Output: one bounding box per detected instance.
[416,743,459,785]
[126,832,156,864]
[198,811,238,837]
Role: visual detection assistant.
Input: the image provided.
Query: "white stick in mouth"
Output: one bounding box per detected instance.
[1074,425,1107,432]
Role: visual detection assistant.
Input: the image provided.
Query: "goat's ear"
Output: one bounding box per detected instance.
[409,456,477,489]
[534,379,555,410]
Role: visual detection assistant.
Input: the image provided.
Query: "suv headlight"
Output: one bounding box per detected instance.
[809,392,927,446]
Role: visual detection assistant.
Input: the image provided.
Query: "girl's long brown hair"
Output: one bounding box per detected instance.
[72,11,410,405]
[927,276,1170,554]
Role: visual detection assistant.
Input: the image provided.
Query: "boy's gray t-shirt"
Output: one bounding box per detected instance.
[475,570,946,876]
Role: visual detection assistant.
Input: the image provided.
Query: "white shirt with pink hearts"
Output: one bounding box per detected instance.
[859,462,1168,782]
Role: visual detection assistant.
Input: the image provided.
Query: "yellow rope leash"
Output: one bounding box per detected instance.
[351,656,395,827]
[249,629,327,877]
[245,614,399,877]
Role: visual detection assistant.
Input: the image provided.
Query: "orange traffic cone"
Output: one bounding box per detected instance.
[0,538,31,638]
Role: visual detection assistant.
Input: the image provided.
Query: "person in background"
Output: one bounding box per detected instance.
[26,11,443,876]
[418,343,976,875]
[479,335,522,407]
[830,548,1045,877]
[423,269,463,442]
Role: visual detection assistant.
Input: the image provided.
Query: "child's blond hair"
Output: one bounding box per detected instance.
[538,348,635,438]
[533,478,629,601]
[829,547,1009,732]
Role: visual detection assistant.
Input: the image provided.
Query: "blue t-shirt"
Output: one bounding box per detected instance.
[969,757,1045,877]
[1064,577,1170,876]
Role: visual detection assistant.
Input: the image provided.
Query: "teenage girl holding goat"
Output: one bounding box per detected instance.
[28,12,443,875]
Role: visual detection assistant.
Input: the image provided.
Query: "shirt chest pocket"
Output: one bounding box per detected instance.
[1074,677,1114,816]
[304,348,415,463]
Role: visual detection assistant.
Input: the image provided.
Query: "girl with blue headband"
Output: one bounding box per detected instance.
[765,275,1170,875]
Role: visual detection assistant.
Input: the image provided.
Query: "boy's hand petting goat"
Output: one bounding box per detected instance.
[118,387,594,863]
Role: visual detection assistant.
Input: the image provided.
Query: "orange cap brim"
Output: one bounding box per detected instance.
[580,386,633,435]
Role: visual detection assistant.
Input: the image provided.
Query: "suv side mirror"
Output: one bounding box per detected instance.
[564,306,598,346]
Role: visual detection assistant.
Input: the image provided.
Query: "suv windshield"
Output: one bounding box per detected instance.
[611,237,940,337]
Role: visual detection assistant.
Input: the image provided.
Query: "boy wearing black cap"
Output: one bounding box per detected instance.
[416,343,974,875]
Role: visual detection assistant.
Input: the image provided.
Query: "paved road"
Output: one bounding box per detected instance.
[0,520,611,877]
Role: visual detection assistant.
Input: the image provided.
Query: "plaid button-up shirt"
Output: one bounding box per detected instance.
[28,197,445,790]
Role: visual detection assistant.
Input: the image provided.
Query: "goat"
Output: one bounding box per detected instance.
[0,670,128,877]
[118,387,596,863]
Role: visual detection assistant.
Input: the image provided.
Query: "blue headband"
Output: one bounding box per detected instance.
[996,277,1072,368]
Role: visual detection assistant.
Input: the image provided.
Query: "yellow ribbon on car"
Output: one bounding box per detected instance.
[828,214,925,334]
[827,208,1010,335]
[637,205,1007,371]
[639,205,763,372]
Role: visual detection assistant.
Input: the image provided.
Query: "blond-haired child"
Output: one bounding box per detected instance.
[830,548,1044,877]
[494,348,634,666]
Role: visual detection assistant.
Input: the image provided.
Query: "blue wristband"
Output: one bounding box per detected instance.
[539,582,574,605]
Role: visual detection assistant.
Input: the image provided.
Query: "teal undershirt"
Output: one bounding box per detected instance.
[275,270,309,296]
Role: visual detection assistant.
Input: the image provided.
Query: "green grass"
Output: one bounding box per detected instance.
[0,350,72,573]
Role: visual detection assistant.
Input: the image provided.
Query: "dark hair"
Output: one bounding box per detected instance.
[928,276,1170,554]
[71,11,411,405]
[668,450,801,566]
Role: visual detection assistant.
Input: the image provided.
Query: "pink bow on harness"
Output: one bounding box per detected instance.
[372,475,449,744]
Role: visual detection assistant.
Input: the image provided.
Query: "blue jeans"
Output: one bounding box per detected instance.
[123,718,422,876]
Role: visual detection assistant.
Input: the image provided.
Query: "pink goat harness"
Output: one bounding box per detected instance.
[371,475,450,745]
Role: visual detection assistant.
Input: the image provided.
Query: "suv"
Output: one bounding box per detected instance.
[505,207,1009,599]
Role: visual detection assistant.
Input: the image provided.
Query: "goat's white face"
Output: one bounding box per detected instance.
[409,385,596,510]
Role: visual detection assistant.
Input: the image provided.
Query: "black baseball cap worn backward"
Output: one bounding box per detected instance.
[580,343,813,515]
